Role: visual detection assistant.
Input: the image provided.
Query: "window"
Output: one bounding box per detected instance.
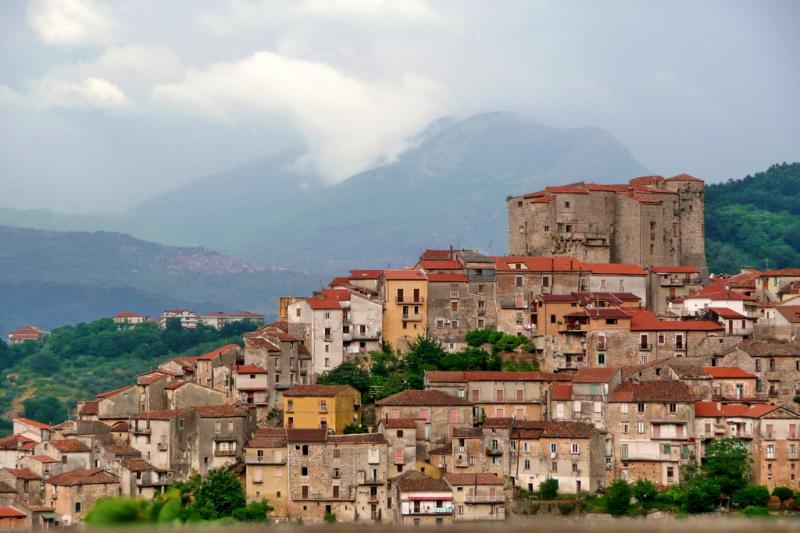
[550,314,556,324]
[324,312,330,319]
[543,224,550,232]
[515,276,523,288]
[662,444,671,455]
[295,308,301,317]
[755,359,762,372]
[637,402,645,413]
[658,334,665,345]
[620,403,629,414]
[621,444,629,459]
[550,443,557,454]
[396,288,404,302]
[301,445,309,456]
[451,301,458,312]
[436,319,444,328]
[301,467,308,476]
[573,400,581,413]
[767,444,775,459]
[515,312,524,325]
[593,401,602,413]
[769,358,776,371]
[598,353,605,365]
[524,459,531,470]
[621,422,629,434]
[75,502,81,513]
[669,403,677,413]
[552,460,558,471]
[571,443,580,454]
[516,389,524,401]
[496,389,504,402]
[597,334,606,351]
[565,224,572,233]
[451,320,459,329]
[565,201,571,208]
[542,276,550,288]
[640,354,648,364]
[637,421,645,434]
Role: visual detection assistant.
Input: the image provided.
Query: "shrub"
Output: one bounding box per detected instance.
[557,502,574,515]
[605,479,632,516]
[632,478,658,506]
[732,485,770,508]
[323,512,336,523]
[538,478,559,500]
[772,486,793,503]
[740,505,769,517]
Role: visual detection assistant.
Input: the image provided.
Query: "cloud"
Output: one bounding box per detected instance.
[0,85,21,107]
[153,51,446,182]
[288,0,440,23]
[34,77,130,109]
[27,0,119,45]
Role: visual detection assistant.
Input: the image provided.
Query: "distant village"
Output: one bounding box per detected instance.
[2,174,800,527]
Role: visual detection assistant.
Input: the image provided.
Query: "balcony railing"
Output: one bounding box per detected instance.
[246,455,286,465]
[640,343,653,351]
[465,495,504,503]
[485,447,503,457]
[132,426,151,435]
[214,449,238,457]
[401,313,423,322]
[406,505,453,515]
[396,296,424,305]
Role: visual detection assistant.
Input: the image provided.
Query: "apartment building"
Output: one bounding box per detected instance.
[380,269,429,352]
[283,385,361,434]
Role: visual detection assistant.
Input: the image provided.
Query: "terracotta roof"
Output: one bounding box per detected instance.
[427,273,469,283]
[380,418,417,429]
[77,400,98,416]
[383,269,427,281]
[96,384,134,399]
[349,269,384,280]
[195,405,247,418]
[197,343,239,361]
[610,380,694,402]
[573,367,619,383]
[574,291,641,303]
[393,470,450,492]
[581,262,647,276]
[327,433,388,445]
[445,473,503,486]
[0,507,26,519]
[236,364,268,374]
[703,367,756,379]
[482,417,514,428]
[103,444,141,457]
[8,326,49,340]
[320,289,351,302]
[426,370,569,383]
[247,432,287,448]
[428,443,452,455]
[694,401,788,419]
[115,311,147,318]
[727,340,800,357]
[137,373,168,386]
[164,380,189,390]
[0,481,15,493]
[776,306,800,324]
[47,468,118,486]
[628,308,723,331]
[0,435,36,451]
[666,173,703,182]
[420,249,452,260]
[550,383,572,401]
[761,269,800,277]
[542,421,598,438]
[50,439,91,453]
[420,259,463,270]
[329,276,350,287]
[13,417,51,430]
[29,455,59,464]
[168,356,199,369]
[1,468,41,480]
[305,298,342,310]
[708,307,747,319]
[650,266,701,274]
[565,307,632,319]
[286,428,328,443]
[669,364,708,380]
[689,286,756,301]
[110,421,129,432]
[120,458,160,472]
[376,389,470,407]
[283,384,355,397]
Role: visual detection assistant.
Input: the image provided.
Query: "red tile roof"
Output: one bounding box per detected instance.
[573,367,620,383]
[195,405,247,418]
[666,173,703,182]
[708,307,747,319]
[493,256,583,273]
[283,384,356,397]
[197,343,239,361]
[694,401,785,418]
[383,269,427,281]
[103,444,141,457]
[78,401,98,416]
[776,306,800,324]
[236,364,267,374]
[702,367,756,379]
[305,298,341,310]
[690,286,756,301]
[0,507,26,519]
[110,421,129,432]
[13,417,51,430]
[393,470,450,492]
[286,428,328,443]
[426,370,569,383]
[50,439,91,453]
[327,433,388,445]
[725,340,800,357]
[164,380,189,390]
[420,259,463,270]
[550,384,572,401]
[29,455,59,464]
[427,273,468,283]
[420,249,452,260]
[651,266,701,274]
[349,269,384,280]
[114,311,147,318]
[761,269,800,277]
[120,458,160,472]
[320,288,351,301]
[376,389,471,406]
[581,262,647,276]
[0,435,36,451]
[96,385,135,399]
[329,276,350,287]
[47,468,118,486]
[610,380,694,402]
[8,326,49,340]
[1,468,41,480]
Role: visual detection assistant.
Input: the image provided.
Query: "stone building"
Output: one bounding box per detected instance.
[606,380,696,486]
[647,266,704,317]
[45,469,119,526]
[390,470,453,526]
[243,322,308,410]
[163,381,225,410]
[694,402,800,490]
[582,263,648,304]
[115,458,168,499]
[376,390,472,460]
[507,175,707,271]
[130,409,196,479]
[195,344,241,391]
[445,472,505,521]
[717,340,800,408]
[549,368,621,429]
[193,405,253,476]
[377,419,418,476]
[287,297,344,376]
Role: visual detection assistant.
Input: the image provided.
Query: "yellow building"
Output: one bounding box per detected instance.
[282,384,361,434]
[381,269,428,352]
[244,429,288,519]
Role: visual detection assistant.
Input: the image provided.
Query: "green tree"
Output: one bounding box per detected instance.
[732,485,770,508]
[772,486,793,504]
[22,395,67,425]
[27,351,60,373]
[679,467,721,513]
[703,438,750,496]
[185,469,246,520]
[538,478,558,500]
[605,479,632,516]
[318,361,371,394]
[231,500,273,522]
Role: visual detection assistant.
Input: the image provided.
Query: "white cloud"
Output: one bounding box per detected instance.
[0,85,21,107]
[27,0,119,45]
[153,51,446,182]
[288,0,440,23]
[35,77,130,109]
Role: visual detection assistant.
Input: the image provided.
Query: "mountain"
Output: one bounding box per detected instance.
[705,162,800,274]
[133,112,649,271]
[0,226,319,335]
[0,112,647,272]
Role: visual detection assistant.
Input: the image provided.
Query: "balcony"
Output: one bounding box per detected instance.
[465,495,505,504]
[157,443,168,452]
[395,296,424,305]
[485,447,503,457]
[323,335,333,342]
[401,313,423,322]
[137,476,168,487]
[246,454,286,465]
[293,488,354,501]
[342,332,353,341]
[132,426,151,435]
[406,504,453,515]
[454,454,470,467]
[214,449,238,457]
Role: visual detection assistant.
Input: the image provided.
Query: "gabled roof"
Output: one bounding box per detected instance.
[376,389,470,407]
[610,380,694,402]
[425,370,570,383]
[103,444,141,457]
[708,307,747,319]
[666,173,703,182]
[286,428,327,443]
[689,286,756,301]
[761,269,800,277]
[0,507,26,519]
[114,311,147,318]
[349,269,384,280]
[236,364,268,375]
[383,269,427,281]
[78,401,98,416]
[29,455,59,464]
[550,383,572,401]
[393,470,450,492]
[283,384,356,397]
[195,405,247,418]
[13,417,51,430]
[327,433,387,445]
[1,468,41,480]
[573,367,619,383]
[702,367,756,379]
[0,435,36,451]
[320,288,351,301]
[492,256,583,273]
[96,384,135,399]
[50,439,91,453]
[420,259,463,270]
[427,273,469,283]
[47,468,118,486]
[726,340,800,357]
[694,401,792,419]
[776,306,800,324]
[120,458,161,472]
[305,298,341,310]
[197,343,239,361]
[627,308,723,331]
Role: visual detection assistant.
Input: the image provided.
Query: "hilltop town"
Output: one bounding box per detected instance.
[2,173,800,527]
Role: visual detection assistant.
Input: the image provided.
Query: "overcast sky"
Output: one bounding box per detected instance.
[1,0,798,212]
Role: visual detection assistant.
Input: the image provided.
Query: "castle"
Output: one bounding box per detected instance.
[507,174,706,271]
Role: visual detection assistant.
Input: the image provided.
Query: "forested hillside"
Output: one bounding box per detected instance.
[705,162,800,273]
[0,319,258,436]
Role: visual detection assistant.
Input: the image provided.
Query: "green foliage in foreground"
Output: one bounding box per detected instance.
[86,468,271,525]
[605,479,632,516]
[538,479,559,500]
[0,318,259,435]
[318,331,537,401]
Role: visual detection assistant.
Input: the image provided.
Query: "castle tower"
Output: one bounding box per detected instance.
[663,174,707,274]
